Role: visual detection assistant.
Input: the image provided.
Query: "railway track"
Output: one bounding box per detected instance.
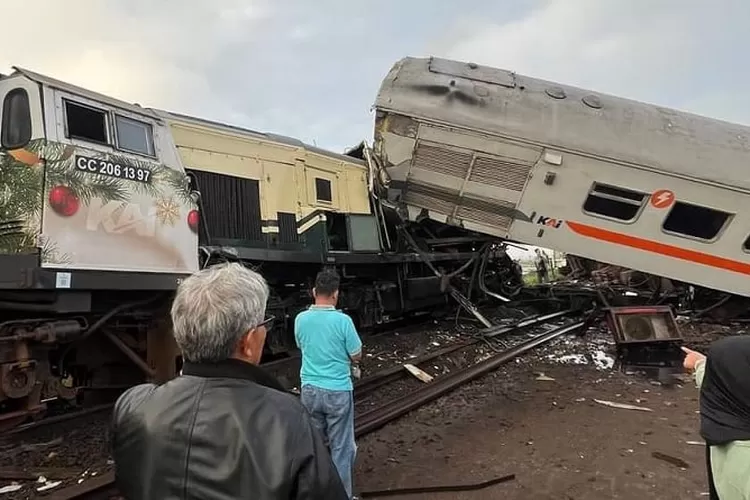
[40,309,586,499]
[354,319,585,437]
[352,308,577,400]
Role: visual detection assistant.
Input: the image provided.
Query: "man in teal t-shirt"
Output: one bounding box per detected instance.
[295,269,362,500]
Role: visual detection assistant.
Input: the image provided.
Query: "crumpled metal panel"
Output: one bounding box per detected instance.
[402,182,518,232]
[402,183,457,216]
[428,57,516,88]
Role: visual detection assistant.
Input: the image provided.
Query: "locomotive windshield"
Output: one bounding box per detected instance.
[0,87,32,150]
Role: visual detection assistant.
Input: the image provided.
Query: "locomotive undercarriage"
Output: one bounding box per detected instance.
[0,290,175,432]
[0,235,524,431]
[202,245,520,355]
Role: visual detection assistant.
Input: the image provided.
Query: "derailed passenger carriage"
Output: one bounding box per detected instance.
[372,56,750,304]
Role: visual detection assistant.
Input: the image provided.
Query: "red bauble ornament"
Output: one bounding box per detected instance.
[48,185,79,217]
[187,210,200,232]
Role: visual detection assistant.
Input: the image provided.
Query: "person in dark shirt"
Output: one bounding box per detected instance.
[110,262,347,499]
[683,339,750,499]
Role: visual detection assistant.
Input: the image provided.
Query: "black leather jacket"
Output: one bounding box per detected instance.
[111,358,348,499]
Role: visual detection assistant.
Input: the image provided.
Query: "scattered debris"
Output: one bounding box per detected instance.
[36,479,62,492]
[549,354,588,365]
[359,473,515,497]
[0,484,22,495]
[593,399,653,412]
[403,364,434,383]
[651,451,690,469]
[535,373,556,381]
[686,441,704,446]
[591,350,615,370]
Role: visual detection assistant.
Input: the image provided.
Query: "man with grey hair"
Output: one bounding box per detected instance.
[110,262,347,499]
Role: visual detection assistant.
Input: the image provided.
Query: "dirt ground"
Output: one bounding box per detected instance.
[354,322,726,500]
[2,311,735,499]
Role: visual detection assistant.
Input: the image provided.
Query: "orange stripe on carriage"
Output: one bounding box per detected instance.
[565,221,750,276]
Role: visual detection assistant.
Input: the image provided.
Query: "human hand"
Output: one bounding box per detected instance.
[681,346,706,372]
[351,365,361,380]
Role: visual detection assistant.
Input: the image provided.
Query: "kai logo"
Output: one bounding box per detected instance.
[536,215,564,229]
[86,199,157,237]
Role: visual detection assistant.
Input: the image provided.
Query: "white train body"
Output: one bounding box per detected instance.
[373,57,750,297]
[0,67,198,279]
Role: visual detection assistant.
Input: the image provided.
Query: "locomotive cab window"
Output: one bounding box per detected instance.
[348,215,381,252]
[315,177,332,203]
[662,202,731,241]
[65,100,108,144]
[583,183,646,221]
[115,114,155,157]
[743,234,750,252]
[1,88,32,150]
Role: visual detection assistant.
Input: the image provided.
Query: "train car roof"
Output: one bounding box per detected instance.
[158,110,366,166]
[375,57,750,192]
[6,66,364,167]
[10,67,162,120]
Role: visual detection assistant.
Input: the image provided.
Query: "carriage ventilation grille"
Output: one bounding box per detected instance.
[412,143,532,192]
[456,205,512,230]
[412,143,472,178]
[404,188,455,215]
[403,183,515,231]
[470,157,531,192]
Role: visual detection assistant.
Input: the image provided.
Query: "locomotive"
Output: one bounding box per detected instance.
[0,67,518,430]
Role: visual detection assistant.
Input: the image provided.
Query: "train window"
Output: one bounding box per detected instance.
[65,100,108,144]
[348,215,381,252]
[315,178,332,203]
[1,88,32,150]
[582,183,646,221]
[115,115,155,156]
[663,202,731,241]
[743,235,750,252]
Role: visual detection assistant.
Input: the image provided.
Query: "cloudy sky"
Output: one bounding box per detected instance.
[2,0,749,154]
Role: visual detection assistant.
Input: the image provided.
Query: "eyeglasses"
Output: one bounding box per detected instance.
[257,315,275,331]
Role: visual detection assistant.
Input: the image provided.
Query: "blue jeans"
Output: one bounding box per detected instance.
[300,384,356,498]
